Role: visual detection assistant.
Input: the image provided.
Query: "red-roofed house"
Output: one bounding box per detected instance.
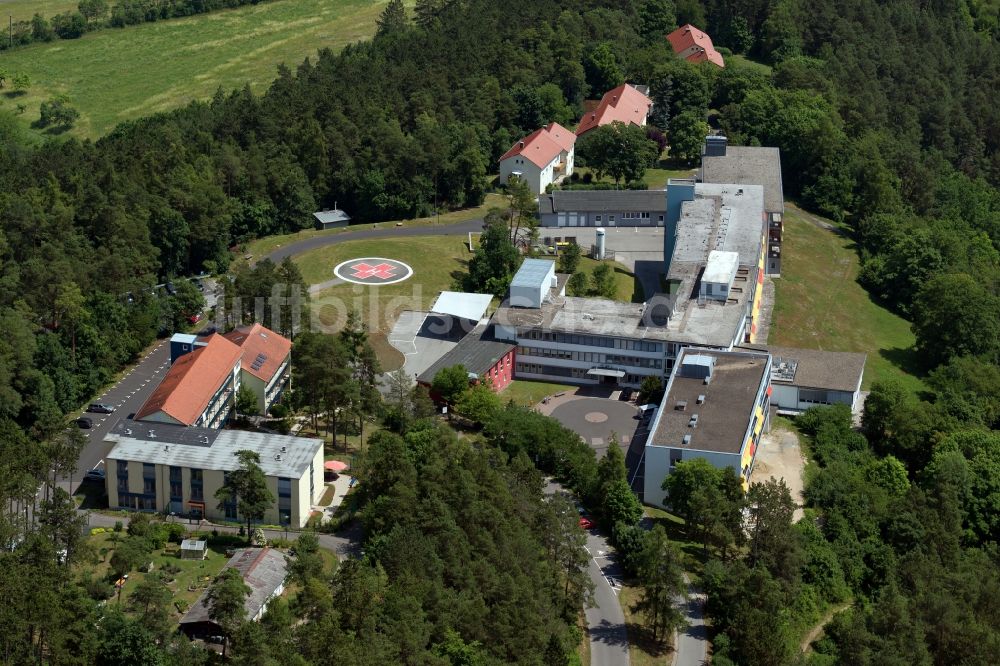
[223,323,292,415]
[135,335,243,428]
[498,122,577,195]
[575,84,653,137]
[666,24,725,68]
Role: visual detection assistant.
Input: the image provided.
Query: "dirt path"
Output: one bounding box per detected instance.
[800,602,852,652]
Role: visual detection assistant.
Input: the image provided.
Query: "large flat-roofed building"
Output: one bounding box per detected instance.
[104,420,323,527]
[136,334,243,429]
[700,137,784,275]
[739,344,866,413]
[538,190,667,228]
[663,179,767,344]
[644,349,771,506]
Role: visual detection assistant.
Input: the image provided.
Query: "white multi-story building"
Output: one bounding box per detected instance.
[498,122,576,195]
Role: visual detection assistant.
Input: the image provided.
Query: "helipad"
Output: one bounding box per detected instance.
[333,257,413,285]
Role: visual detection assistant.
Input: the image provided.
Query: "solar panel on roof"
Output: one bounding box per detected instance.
[256,353,267,362]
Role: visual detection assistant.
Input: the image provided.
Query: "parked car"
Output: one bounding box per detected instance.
[87,403,115,414]
[84,468,105,481]
[76,417,93,429]
[164,281,177,296]
[578,516,593,530]
[186,313,203,324]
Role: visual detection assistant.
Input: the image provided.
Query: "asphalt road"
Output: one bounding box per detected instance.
[544,480,630,666]
[264,218,485,263]
[584,527,631,666]
[63,340,171,491]
[673,575,709,666]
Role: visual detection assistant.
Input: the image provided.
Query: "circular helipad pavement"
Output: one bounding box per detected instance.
[333,257,413,285]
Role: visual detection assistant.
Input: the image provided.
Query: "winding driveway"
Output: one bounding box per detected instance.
[263,218,485,263]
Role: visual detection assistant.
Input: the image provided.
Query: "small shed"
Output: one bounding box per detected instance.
[313,207,351,230]
[180,539,208,560]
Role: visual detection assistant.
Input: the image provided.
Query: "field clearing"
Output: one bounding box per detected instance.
[770,204,925,393]
[0,0,79,22]
[0,0,396,138]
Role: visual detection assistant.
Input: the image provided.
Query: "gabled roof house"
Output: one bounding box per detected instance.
[223,323,292,414]
[666,24,725,68]
[499,122,577,195]
[575,84,653,137]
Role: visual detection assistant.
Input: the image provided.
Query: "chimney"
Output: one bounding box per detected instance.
[519,141,525,149]
[612,95,618,102]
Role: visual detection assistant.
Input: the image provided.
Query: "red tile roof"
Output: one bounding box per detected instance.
[499,122,576,170]
[666,24,725,68]
[136,335,242,425]
[223,323,292,383]
[575,84,653,136]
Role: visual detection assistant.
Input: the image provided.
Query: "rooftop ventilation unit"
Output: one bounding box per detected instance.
[124,428,132,435]
[275,454,282,461]
[675,400,688,411]
[697,394,706,404]
[704,375,712,385]
[148,430,156,439]
[200,436,210,444]
[682,434,692,445]
[688,414,699,427]
[280,446,287,453]
[164,445,169,452]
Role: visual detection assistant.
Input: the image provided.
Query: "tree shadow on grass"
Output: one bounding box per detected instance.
[3,90,26,99]
[623,619,674,659]
[878,346,927,381]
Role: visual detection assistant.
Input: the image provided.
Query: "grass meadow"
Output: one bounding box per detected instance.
[0,0,396,138]
[0,1,81,22]
[770,204,926,393]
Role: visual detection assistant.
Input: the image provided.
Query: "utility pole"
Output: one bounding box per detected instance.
[9,16,12,50]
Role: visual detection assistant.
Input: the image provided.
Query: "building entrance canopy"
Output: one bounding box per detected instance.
[587,367,626,378]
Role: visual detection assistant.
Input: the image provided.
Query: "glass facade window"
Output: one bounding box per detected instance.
[169,466,183,501]
[190,468,204,501]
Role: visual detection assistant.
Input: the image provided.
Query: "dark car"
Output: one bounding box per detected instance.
[76,417,93,429]
[164,282,177,296]
[87,403,115,414]
[84,468,105,482]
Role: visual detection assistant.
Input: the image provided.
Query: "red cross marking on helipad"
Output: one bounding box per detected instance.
[349,262,397,280]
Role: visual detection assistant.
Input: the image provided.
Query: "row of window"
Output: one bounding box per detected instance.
[516,363,653,386]
[516,346,663,369]
[518,329,663,352]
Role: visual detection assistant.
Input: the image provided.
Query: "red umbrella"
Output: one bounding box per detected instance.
[324,460,348,472]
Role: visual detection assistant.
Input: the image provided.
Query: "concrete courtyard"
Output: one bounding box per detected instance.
[541,391,641,459]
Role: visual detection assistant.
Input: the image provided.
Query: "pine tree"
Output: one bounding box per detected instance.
[376,0,407,38]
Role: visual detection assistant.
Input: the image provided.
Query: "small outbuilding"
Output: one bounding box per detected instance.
[313,207,351,230]
[180,539,208,560]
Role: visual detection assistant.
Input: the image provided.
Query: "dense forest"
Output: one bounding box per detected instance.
[0,0,999,662]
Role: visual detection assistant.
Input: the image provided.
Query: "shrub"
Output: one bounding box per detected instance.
[165,522,186,544]
[113,520,124,533]
[90,527,106,535]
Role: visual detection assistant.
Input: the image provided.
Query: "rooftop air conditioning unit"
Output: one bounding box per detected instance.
[697,394,706,404]
[148,430,156,438]
[280,446,287,453]
[682,435,692,445]
[275,454,282,461]
[688,414,699,427]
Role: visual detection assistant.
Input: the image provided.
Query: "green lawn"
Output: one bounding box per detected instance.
[502,379,577,406]
[297,234,473,334]
[569,164,697,191]
[575,256,643,302]
[246,193,505,260]
[0,0,397,138]
[770,204,925,393]
[1,0,80,22]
